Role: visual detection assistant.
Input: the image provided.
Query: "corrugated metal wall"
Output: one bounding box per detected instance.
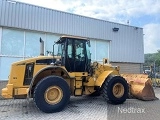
[0,0,144,63]
[111,62,143,74]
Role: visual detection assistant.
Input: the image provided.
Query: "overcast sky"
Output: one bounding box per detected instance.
[16,0,160,54]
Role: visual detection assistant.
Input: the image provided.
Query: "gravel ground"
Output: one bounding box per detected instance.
[0,81,160,120]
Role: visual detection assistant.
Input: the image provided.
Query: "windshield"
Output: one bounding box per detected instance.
[56,37,91,72]
[57,43,64,56]
[57,39,91,59]
[86,40,91,60]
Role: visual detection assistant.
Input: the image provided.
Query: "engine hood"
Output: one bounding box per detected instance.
[12,56,61,66]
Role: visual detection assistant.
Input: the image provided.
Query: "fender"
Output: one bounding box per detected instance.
[95,70,113,86]
[27,66,71,98]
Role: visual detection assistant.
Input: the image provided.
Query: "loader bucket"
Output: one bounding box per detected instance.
[121,74,157,101]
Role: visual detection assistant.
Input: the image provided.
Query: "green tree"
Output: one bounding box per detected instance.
[144,50,160,72]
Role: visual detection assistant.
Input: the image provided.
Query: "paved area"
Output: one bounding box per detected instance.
[108,87,160,120]
[0,81,160,120]
[0,96,108,120]
[0,81,7,100]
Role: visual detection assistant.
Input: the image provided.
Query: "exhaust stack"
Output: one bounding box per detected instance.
[40,37,44,56]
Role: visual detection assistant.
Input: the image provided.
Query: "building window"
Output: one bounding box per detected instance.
[25,31,45,57]
[0,28,62,80]
[90,40,96,61]
[1,28,24,56]
[0,57,22,80]
[90,39,109,62]
[46,34,60,55]
[96,40,109,61]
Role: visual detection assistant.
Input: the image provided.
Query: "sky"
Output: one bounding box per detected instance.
[15,0,160,54]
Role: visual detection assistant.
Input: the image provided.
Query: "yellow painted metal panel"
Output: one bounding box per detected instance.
[8,65,25,87]
[1,84,13,98]
[95,71,113,86]
[14,88,29,95]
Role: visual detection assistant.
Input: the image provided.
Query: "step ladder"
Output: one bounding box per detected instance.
[74,76,83,96]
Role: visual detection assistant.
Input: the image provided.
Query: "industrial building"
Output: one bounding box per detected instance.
[0,0,144,80]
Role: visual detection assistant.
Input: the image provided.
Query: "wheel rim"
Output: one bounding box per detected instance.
[44,86,63,105]
[112,83,124,98]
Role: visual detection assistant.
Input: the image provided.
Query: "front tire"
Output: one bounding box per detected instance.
[33,76,70,113]
[102,75,128,104]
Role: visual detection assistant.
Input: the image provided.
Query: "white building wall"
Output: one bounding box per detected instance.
[0,0,144,63]
[0,0,145,80]
[110,26,144,63]
[0,27,109,80]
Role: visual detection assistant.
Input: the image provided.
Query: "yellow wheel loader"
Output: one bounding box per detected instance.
[1,36,156,113]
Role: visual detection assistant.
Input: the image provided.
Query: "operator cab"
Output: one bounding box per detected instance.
[56,36,91,72]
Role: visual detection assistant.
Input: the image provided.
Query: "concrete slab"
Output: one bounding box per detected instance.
[0,81,160,120]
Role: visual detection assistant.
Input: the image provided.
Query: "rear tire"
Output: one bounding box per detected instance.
[102,75,128,104]
[33,76,70,113]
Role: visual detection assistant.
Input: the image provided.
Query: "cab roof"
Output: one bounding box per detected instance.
[56,36,89,44]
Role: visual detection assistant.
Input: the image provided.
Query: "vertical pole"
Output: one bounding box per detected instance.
[108,40,111,64]
[153,60,157,87]
[53,44,54,56]
[95,40,96,61]
[23,30,26,60]
[154,60,157,78]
